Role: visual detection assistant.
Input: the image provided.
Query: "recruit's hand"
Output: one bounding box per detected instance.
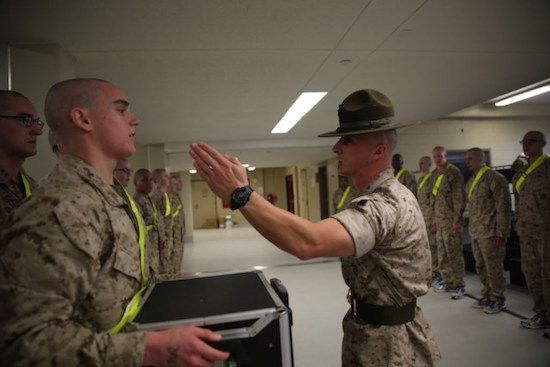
[143,326,229,367]
[492,236,506,246]
[189,143,249,202]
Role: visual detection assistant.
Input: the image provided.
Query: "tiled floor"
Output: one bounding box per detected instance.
[181,227,550,367]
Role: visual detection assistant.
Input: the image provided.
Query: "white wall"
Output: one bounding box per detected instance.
[396,118,550,172]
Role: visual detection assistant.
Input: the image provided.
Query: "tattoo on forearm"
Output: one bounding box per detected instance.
[166,346,180,364]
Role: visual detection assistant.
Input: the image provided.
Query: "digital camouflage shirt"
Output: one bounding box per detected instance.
[417,172,435,224]
[466,167,511,239]
[171,193,185,248]
[333,168,440,366]
[396,169,418,195]
[0,155,146,366]
[0,168,37,225]
[134,191,164,275]
[431,164,465,225]
[513,156,550,240]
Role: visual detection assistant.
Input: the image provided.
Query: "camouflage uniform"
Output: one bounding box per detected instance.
[0,155,146,366]
[135,192,164,276]
[333,169,440,366]
[396,169,418,195]
[513,156,550,321]
[417,172,438,277]
[170,193,185,274]
[0,169,37,225]
[150,187,173,274]
[466,167,511,302]
[431,164,465,289]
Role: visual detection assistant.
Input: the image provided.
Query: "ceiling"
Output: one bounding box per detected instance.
[2,0,550,169]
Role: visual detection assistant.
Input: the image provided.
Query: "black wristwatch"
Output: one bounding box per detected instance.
[230,186,254,210]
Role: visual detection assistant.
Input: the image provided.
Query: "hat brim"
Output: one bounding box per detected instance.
[318,121,417,137]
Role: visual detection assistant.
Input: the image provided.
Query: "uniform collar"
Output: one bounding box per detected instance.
[356,168,394,196]
[61,155,126,207]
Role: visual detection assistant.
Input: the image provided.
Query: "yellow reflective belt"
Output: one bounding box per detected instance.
[109,179,148,334]
[337,186,351,210]
[468,165,490,199]
[173,203,182,218]
[109,286,146,334]
[145,197,158,231]
[395,168,405,180]
[432,163,452,196]
[163,193,172,217]
[417,172,432,196]
[20,172,32,198]
[114,179,147,285]
[515,154,549,193]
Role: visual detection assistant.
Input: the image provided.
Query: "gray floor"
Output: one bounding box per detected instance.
[182,226,550,367]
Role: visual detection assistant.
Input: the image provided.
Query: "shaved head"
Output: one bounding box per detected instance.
[432,145,448,168]
[152,168,167,182]
[419,156,432,165]
[432,145,447,155]
[134,168,151,182]
[0,90,30,114]
[466,147,485,161]
[44,78,110,135]
[367,130,397,163]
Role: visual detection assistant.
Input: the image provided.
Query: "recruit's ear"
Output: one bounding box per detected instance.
[69,107,93,132]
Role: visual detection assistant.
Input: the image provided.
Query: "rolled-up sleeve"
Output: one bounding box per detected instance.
[333,195,397,258]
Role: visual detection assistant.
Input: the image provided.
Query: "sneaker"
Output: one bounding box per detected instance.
[520,314,549,330]
[472,298,490,309]
[433,282,448,292]
[484,301,506,314]
[431,276,443,288]
[450,288,465,300]
[543,328,550,339]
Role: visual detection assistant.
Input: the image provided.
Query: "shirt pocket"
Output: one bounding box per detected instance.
[54,200,102,259]
[112,245,141,282]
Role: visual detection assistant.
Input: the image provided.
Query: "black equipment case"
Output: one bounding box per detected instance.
[129,270,294,367]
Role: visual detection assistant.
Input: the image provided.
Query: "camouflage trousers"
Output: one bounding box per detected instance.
[427,224,438,277]
[159,239,174,275]
[472,237,506,302]
[146,230,162,276]
[436,225,465,289]
[171,241,184,274]
[519,235,550,321]
[341,307,441,366]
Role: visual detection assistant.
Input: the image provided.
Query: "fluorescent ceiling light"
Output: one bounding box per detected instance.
[271,92,327,134]
[189,169,197,174]
[495,85,550,106]
[242,163,250,168]
[247,166,256,171]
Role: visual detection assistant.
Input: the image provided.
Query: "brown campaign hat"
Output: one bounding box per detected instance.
[318,89,415,137]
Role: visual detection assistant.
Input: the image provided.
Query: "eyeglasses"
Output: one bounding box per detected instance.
[114,168,133,174]
[0,114,45,128]
[520,139,544,144]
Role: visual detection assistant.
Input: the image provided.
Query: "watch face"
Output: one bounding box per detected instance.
[231,186,252,210]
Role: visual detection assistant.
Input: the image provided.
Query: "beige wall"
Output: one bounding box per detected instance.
[262,167,288,211]
[190,167,299,228]
[10,44,76,181]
